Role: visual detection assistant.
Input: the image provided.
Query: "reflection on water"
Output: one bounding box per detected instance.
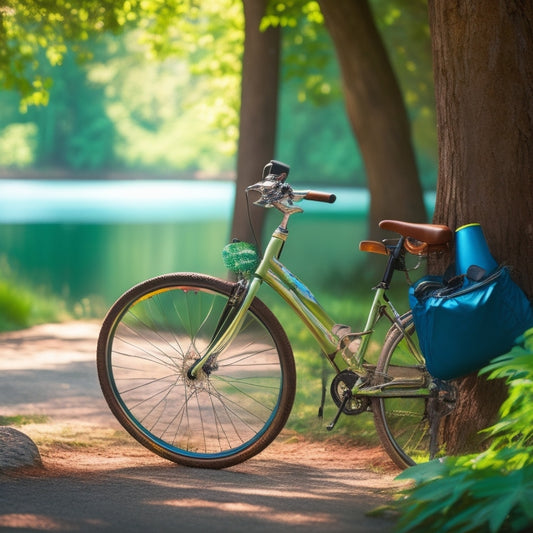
[0,221,230,306]
[0,179,374,307]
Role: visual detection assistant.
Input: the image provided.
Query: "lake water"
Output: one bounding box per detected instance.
[0,179,433,308]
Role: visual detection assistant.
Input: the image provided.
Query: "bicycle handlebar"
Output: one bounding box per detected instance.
[303,190,337,204]
[247,160,336,212]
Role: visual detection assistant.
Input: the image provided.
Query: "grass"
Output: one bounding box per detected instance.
[32,425,131,450]
[4,420,133,452]
[0,414,49,426]
[0,413,130,452]
[0,256,102,333]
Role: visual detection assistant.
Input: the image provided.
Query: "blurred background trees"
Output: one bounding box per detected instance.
[0,0,437,190]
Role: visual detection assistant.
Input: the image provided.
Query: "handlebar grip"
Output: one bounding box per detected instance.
[304,191,336,203]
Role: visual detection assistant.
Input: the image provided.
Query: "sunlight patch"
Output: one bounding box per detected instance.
[147,498,334,525]
[0,514,71,531]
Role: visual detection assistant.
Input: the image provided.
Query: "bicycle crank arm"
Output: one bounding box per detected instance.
[326,390,352,431]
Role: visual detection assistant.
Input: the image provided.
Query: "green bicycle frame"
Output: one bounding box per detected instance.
[188,221,407,380]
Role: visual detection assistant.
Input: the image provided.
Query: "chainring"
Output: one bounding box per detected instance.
[330,370,370,415]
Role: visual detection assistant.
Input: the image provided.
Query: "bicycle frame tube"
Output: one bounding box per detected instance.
[263,254,414,375]
[188,222,408,379]
[264,257,339,357]
[355,286,388,361]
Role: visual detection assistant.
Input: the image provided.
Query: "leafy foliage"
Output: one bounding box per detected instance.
[0,0,132,108]
[371,0,437,181]
[0,0,245,170]
[135,0,244,151]
[87,30,239,172]
[1,1,243,110]
[1,1,243,172]
[265,1,437,186]
[0,0,438,185]
[392,328,533,533]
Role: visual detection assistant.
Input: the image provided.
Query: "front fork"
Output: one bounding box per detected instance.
[187,276,259,379]
[187,226,289,380]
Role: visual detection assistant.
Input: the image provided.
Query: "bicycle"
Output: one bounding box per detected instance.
[96,160,457,470]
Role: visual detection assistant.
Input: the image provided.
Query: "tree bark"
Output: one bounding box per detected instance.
[318,0,427,240]
[428,0,533,453]
[230,0,280,246]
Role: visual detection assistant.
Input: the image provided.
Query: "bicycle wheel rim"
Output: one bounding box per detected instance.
[98,275,294,467]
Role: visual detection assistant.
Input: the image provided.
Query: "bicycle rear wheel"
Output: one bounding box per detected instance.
[371,312,435,469]
[97,273,296,469]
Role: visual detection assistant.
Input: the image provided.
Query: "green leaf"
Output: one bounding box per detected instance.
[487,492,520,532]
[395,457,449,483]
[443,503,489,533]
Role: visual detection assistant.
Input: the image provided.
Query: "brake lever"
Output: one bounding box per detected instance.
[246,179,282,207]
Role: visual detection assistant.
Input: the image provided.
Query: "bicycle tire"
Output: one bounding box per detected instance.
[371,312,434,469]
[97,273,296,469]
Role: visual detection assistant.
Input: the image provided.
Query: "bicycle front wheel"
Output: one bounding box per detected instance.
[371,312,433,469]
[97,273,296,469]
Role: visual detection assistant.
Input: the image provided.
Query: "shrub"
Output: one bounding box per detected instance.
[392,328,533,533]
[0,257,70,332]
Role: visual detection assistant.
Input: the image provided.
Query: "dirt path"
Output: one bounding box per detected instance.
[0,322,402,532]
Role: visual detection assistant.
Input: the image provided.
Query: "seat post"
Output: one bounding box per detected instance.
[380,237,405,288]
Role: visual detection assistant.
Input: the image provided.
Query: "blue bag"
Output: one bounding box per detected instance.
[409,266,533,380]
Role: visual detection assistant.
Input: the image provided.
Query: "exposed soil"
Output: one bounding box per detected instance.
[0,321,396,473]
[0,321,402,532]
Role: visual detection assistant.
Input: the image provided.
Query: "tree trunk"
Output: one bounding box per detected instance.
[428,0,533,454]
[229,0,280,246]
[318,0,427,241]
